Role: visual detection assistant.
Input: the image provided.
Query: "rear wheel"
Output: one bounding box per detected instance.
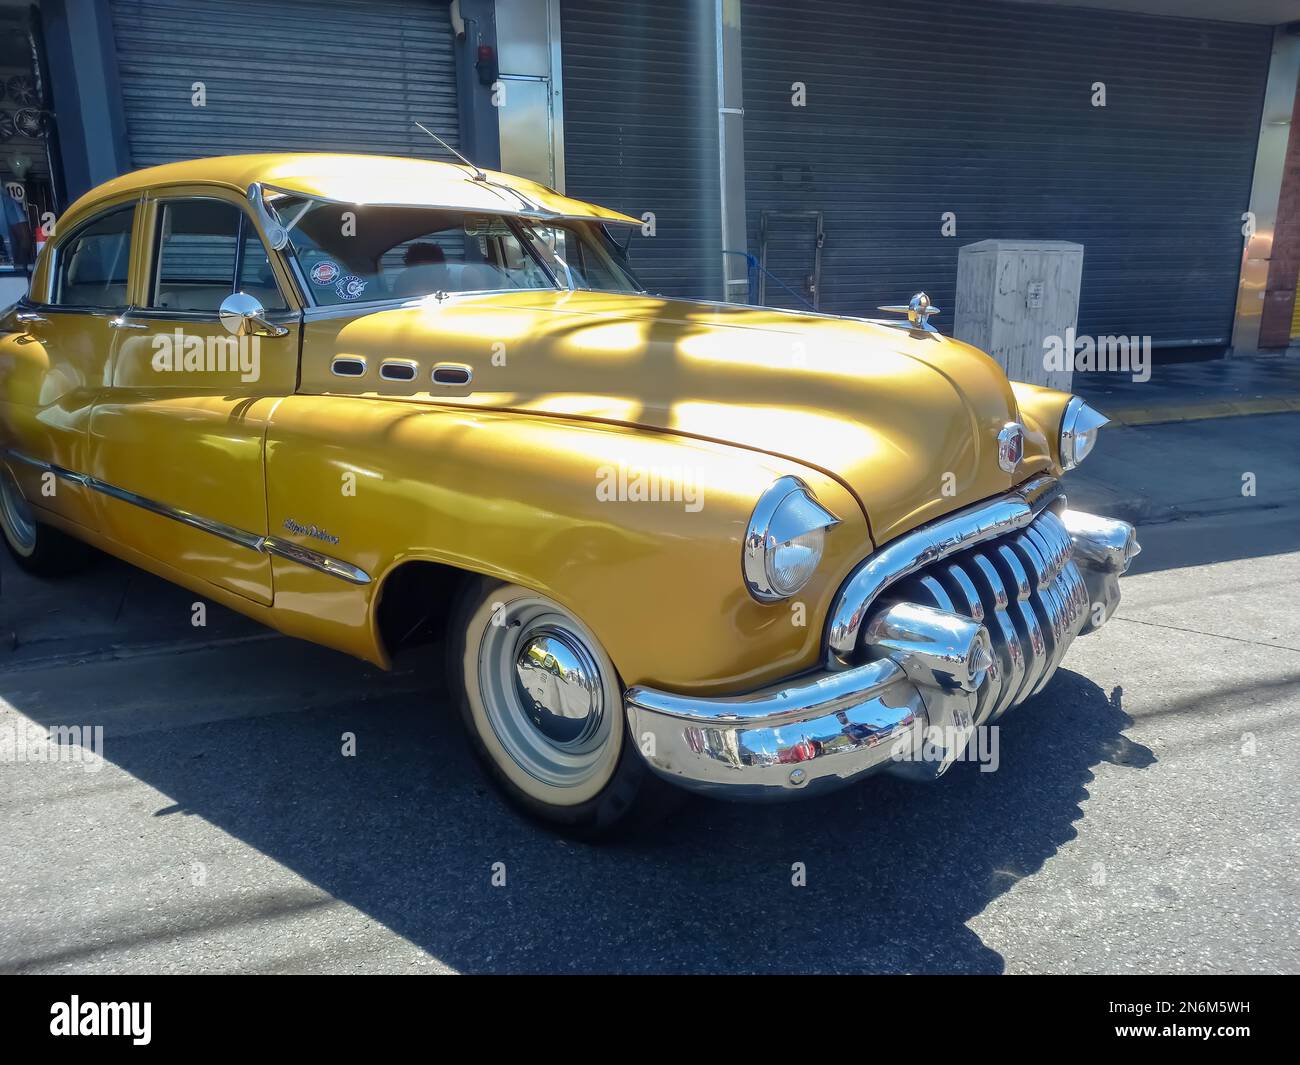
[449,577,683,838]
[0,463,92,576]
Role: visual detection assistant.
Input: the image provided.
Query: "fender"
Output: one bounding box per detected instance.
[265,396,871,695]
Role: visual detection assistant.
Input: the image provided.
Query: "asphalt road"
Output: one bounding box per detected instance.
[1,460,1298,973]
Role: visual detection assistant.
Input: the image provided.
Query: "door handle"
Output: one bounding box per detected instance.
[15,311,48,325]
[109,317,147,330]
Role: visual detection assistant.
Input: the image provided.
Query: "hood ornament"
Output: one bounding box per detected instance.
[876,291,942,333]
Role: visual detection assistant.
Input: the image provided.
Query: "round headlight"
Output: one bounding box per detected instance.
[743,477,840,602]
[1059,397,1109,471]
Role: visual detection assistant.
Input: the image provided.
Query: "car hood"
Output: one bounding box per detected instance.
[304,289,1055,544]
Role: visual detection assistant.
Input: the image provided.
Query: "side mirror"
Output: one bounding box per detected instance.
[218,292,288,338]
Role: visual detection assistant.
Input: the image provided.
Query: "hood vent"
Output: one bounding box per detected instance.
[380,359,418,382]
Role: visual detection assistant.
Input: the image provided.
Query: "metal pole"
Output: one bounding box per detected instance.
[716,0,749,304]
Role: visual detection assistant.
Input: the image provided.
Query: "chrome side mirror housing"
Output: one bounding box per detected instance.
[218,292,288,338]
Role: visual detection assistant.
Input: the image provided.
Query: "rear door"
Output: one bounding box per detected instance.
[89,187,301,605]
[0,196,142,533]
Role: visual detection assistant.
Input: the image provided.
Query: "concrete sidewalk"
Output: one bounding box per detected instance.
[1074,352,1300,426]
[1063,410,1300,527]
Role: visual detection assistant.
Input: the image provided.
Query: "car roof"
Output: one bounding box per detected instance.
[63,152,641,226]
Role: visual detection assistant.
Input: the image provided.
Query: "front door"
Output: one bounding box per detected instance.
[89,190,301,605]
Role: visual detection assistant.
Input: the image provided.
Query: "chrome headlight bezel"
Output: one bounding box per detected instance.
[1059,397,1109,471]
[743,476,840,603]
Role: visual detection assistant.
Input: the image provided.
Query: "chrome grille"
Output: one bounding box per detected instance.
[874,509,1089,722]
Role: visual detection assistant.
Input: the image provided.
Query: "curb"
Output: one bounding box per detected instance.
[1062,491,1300,530]
[1101,395,1300,426]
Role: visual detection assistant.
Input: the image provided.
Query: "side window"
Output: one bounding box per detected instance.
[150,200,287,313]
[50,205,135,308]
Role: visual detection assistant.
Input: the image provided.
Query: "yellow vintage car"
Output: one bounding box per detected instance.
[0,153,1137,835]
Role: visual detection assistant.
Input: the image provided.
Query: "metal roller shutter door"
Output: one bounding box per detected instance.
[560,0,722,300]
[109,0,460,168]
[743,0,1271,345]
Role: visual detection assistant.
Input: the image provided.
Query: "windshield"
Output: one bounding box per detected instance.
[272,198,642,306]
[519,223,642,294]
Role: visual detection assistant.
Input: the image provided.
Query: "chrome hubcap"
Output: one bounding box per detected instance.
[0,464,36,553]
[478,598,614,791]
[513,627,605,748]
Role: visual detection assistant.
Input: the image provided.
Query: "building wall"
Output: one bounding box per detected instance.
[26,0,1293,351]
[108,0,460,167]
[740,0,1272,345]
[559,0,722,300]
[1261,69,1300,348]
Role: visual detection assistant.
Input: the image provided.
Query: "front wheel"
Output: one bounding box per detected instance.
[0,462,92,576]
[449,577,683,838]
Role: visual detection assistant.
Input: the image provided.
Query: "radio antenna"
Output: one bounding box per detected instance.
[414,122,487,181]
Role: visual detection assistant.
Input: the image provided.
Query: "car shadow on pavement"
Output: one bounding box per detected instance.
[0,618,1156,972]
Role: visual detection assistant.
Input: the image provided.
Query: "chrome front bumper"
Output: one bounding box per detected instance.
[625,479,1140,801]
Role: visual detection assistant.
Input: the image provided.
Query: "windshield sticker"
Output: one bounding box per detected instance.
[310,261,341,286]
[335,275,367,301]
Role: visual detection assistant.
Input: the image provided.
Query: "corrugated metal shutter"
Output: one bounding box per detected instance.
[743,0,1271,345]
[560,0,722,300]
[109,0,459,167]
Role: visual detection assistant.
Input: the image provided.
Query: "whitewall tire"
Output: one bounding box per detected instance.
[449,577,683,837]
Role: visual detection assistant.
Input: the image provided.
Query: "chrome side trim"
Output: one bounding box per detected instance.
[825,474,1062,665]
[261,537,370,586]
[2,449,371,586]
[91,476,266,552]
[3,450,91,488]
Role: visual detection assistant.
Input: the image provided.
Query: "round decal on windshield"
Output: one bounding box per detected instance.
[335,275,367,301]
[310,261,341,286]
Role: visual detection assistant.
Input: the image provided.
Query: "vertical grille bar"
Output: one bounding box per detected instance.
[965,553,1026,719]
[856,508,1094,720]
[993,543,1049,704]
[935,562,1003,723]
